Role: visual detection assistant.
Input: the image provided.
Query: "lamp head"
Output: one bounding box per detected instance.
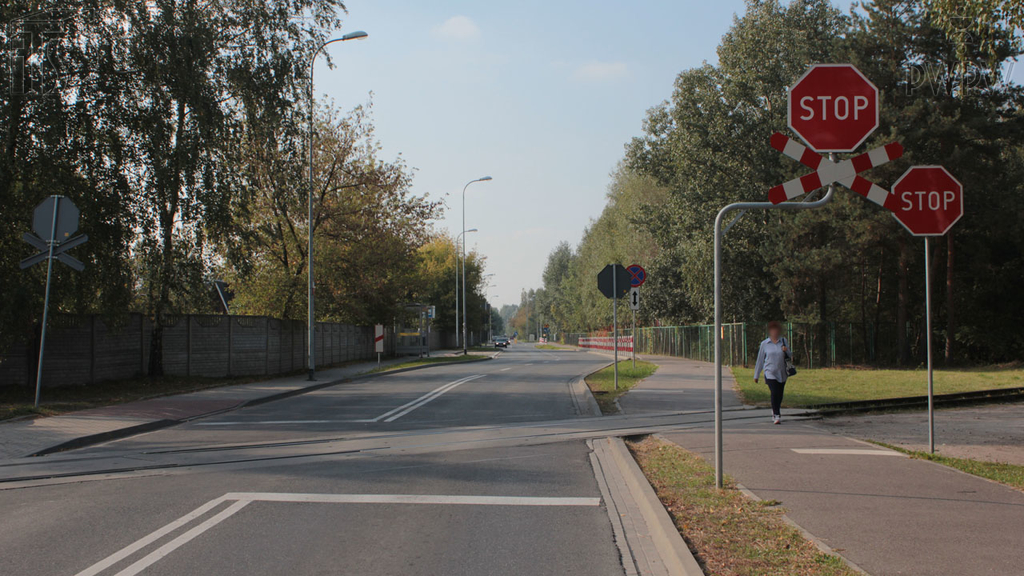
[342,31,369,41]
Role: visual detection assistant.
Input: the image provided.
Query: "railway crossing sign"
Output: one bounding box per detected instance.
[788,64,879,153]
[625,264,646,287]
[768,132,903,205]
[21,196,88,271]
[21,196,88,410]
[891,166,963,236]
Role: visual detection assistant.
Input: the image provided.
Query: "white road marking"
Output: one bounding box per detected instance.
[74,496,230,576]
[499,367,512,372]
[523,363,533,366]
[372,374,486,423]
[225,492,602,507]
[111,500,251,576]
[791,448,903,456]
[79,491,599,575]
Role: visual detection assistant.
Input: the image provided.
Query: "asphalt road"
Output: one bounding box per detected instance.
[0,345,633,576]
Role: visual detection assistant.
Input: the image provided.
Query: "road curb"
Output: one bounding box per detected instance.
[731,479,870,575]
[25,355,495,457]
[571,362,611,417]
[808,386,1024,415]
[590,436,705,576]
[28,419,179,457]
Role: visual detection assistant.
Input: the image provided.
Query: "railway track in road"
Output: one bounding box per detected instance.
[0,406,787,488]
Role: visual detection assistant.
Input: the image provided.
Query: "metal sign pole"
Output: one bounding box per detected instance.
[33,197,61,408]
[925,236,934,453]
[632,309,636,370]
[714,185,835,488]
[613,265,619,390]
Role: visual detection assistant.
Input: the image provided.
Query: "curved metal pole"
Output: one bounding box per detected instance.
[307,39,343,381]
[307,33,366,380]
[461,182,469,354]
[714,184,836,488]
[461,179,489,354]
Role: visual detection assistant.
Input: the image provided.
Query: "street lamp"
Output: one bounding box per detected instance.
[455,228,477,349]
[462,176,492,354]
[307,30,368,381]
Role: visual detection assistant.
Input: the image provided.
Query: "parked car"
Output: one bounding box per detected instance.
[493,336,510,348]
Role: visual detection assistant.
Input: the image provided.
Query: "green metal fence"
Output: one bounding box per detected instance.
[567,321,921,368]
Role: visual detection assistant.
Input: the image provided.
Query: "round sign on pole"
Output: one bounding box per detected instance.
[788,64,879,153]
[891,166,963,236]
[625,264,646,288]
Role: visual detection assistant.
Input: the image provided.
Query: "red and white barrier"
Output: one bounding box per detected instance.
[768,132,903,208]
[579,336,633,353]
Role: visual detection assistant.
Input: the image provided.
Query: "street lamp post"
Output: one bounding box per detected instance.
[481,275,495,343]
[462,176,492,354]
[455,228,477,349]
[307,30,367,381]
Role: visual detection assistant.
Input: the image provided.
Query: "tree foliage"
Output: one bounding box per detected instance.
[0,1,494,373]
[532,0,1024,363]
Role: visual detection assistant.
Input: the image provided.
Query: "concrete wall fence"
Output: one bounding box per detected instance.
[0,313,436,388]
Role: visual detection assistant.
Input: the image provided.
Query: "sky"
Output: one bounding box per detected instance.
[319,0,1020,309]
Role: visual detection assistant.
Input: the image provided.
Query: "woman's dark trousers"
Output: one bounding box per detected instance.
[765,378,785,416]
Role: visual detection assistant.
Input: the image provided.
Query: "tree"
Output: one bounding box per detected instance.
[122,0,347,375]
[0,4,138,357]
[220,102,439,325]
[411,234,489,337]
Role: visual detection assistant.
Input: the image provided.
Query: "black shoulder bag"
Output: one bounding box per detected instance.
[783,337,797,377]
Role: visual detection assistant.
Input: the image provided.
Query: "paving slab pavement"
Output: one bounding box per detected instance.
[624,355,1024,576]
[0,353,459,460]
[820,404,1024,466]
[617,354,745,414]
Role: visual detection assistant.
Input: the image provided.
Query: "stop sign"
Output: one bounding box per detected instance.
[788,64,879,153]
[891,166,963,236]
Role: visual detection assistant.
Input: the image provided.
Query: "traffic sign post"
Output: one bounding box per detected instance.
[598,264,629,389]
[374,324,385,366]
[20,196,87,408]
[622,264,647,366]
[788,64,879,153]
[892,166,964,454]
[891,166,963,237]
[712,63,883,488]
[625,264,646,288]
[628,287,640,369]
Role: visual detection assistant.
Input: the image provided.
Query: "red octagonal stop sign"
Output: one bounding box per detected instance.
[788,64,879,153]
[891,166,963,236]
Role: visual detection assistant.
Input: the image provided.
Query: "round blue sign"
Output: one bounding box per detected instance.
[626,264,646,287]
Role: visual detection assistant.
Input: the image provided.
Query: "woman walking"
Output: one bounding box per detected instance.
[754,321,792,424]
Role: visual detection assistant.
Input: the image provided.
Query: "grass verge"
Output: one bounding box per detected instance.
[731,365,1024,407]
[0,372,280,421]
[585,360,657,414]
[626,436,859,576]
[868,441,1024,491]
[534,344,564,350]
[366,354,487,374]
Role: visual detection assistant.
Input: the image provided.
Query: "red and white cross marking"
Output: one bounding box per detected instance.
[768,132,903,210]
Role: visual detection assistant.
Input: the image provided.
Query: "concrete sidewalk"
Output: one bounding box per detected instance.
[0,353,456,460]
[629,355,1024,575]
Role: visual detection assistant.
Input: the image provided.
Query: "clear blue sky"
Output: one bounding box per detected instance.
[319,0,1019,309]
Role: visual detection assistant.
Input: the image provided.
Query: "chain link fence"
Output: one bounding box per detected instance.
[566,321,924,368]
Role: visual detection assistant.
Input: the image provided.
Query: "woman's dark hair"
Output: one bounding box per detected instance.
[766,321,783,332]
